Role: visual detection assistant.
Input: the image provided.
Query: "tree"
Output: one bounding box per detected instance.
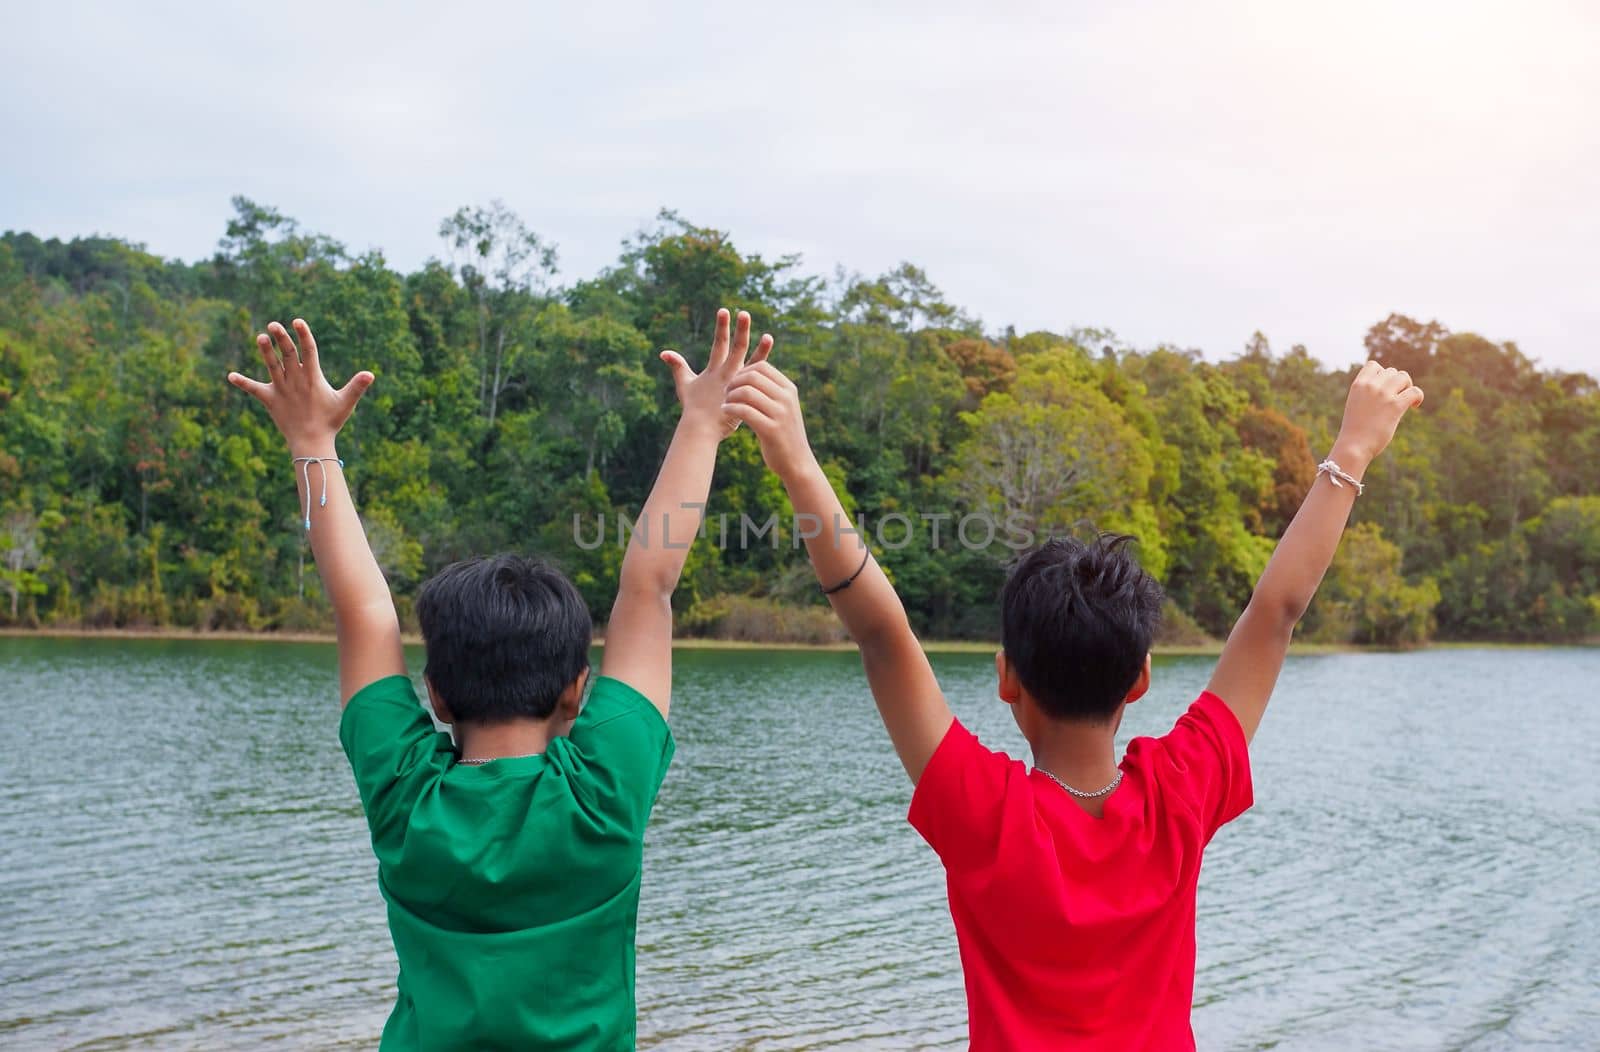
[951,356,1156,556]
[1,214,1595,643]
[530,306,656,477]
[1521,496,1600,639]
[1,508,47,620]
[1236,406,1315,536]
[438,201,558,426]
[1364,313,1446,377]
[942,337,1017,407]
[1306,523,1440,646]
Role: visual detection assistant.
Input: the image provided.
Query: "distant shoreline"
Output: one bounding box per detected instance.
[2,625,1582,654]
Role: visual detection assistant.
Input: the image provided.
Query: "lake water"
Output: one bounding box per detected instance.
[2,638,1597,1050]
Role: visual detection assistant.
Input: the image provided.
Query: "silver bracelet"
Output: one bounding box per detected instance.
[1315,458,1364,496]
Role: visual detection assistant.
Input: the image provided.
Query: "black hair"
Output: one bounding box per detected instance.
[415,554,593,724]
[999,534,1164,722]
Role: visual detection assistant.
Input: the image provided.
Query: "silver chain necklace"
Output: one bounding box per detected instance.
[458,752,542,766]
[1037,766,1123,800]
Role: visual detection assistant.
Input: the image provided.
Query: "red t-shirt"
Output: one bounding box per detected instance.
[908,691,1252,1051]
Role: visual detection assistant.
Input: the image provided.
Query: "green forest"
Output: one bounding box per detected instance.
[2,199,1597,645]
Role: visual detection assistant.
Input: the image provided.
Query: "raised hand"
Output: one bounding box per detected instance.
[228,319,374,455]
[605,307,770,716]
[225,319,400,701]
[1206,359,1425,744]
[659,308,773,439]
[721,360,816,481]
[1333,360,1425,467]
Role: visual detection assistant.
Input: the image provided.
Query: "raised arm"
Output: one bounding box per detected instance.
[1208,361,1424,742]
[601,309,771,716]
[723,362,953,783]
[228,319,404,704]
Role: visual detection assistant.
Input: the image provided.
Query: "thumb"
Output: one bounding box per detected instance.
[228,371,272,404]
[659,350,692,399]
[338,370,376,410]
[1405,386,1425,409]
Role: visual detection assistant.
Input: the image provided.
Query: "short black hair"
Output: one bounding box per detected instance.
[1000,535,1164,722]
[415,554,592,724]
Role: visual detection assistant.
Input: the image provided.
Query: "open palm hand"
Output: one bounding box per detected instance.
[227,319,374,455]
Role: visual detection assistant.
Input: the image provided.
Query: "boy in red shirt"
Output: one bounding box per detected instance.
[722,360,1424,1049]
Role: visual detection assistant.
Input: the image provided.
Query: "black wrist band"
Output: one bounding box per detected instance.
[820,548,871,595]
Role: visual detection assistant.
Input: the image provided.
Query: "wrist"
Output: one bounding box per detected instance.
[779,451,826,489]
[677,411,724,443]
[288,438,339,460]
[1326,437,1374,479]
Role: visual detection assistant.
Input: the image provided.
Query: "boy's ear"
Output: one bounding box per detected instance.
[1124,654,1152,706]
[555,667,589,722]
[425,676,455,725]
[995,650,1022,705]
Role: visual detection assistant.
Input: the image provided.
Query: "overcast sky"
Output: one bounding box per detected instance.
[3,1,1596,374]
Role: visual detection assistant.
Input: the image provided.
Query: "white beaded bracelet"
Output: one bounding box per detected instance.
[1315,458,1364,496]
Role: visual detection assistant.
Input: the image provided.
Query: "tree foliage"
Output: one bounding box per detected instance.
[1,206,1596,643]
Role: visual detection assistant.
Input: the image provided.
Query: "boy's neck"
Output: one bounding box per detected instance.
[1028,716,1122,816]
[456,718,558,761]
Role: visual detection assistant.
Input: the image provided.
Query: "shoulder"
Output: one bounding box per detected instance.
[1126,690,1253,830]
[1167,691,1249,758]
[1128,692,1245,758]
[908,719,1036,869]
[922,718,1015,777]
[564,675,676,773]
[345,673,423,709]
[910,720,1025,813]
[557,674,677,833]
[582,675,670,732]
[339,674,432,748]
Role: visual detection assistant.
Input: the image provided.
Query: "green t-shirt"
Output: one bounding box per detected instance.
[339,673,674,1051]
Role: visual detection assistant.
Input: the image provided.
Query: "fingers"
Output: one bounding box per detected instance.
[730,365,791,403]
[748,332,774,366]
[724,382,785,420]
[227,371,272,404]
[1357,360,1416,398]
[293,319,319,374]
[721,402,774,432]
[728,311,751,371]
[257,333,284,379]
[1405,386,1425,409]
[707,308,731,371]
[659,349,693,400]
[337,370,375,410]
[736,359,798,395]
[1383,368,1413,396]
[268,321,301,370]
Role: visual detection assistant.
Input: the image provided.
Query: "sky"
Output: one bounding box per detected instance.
[3,0,1597,374]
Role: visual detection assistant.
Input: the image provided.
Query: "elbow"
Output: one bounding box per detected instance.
[1249,589,1310,633]
[617,556,675,602]
[616,572,674,605]
[333,601,401,640]
[852,607,913,653]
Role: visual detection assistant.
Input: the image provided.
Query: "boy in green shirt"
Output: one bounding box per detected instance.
[228,309,769,1049]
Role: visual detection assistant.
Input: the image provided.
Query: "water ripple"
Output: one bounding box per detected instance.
[2,640,1597,1049]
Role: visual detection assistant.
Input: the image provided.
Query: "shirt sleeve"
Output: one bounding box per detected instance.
[562,675,676,838]
[1152,690,1254,837]
[907,719,1016,873]
[339,675,455,853]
